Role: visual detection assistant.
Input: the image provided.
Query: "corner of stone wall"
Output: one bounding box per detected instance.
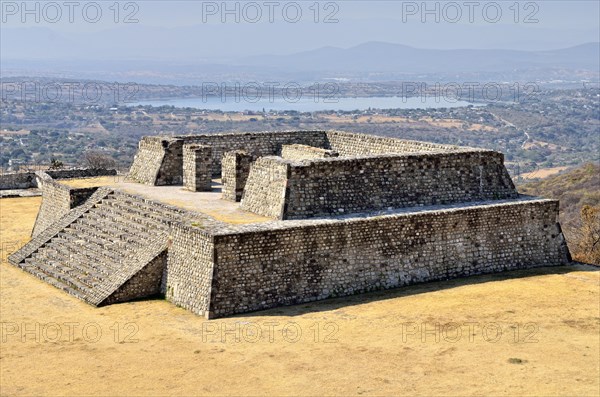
[32,177,100,237]
[221,150,253,202]
[164,222,216,317]
[31,179,71,237]
[126,136,169,185]
[545,199,572,264]
[239,157,290,219]
[156,138,185,186]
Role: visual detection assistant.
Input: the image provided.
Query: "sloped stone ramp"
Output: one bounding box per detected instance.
[8,187,188,306]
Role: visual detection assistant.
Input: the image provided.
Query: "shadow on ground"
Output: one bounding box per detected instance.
[236,263,598,318]
[104,262,598,317]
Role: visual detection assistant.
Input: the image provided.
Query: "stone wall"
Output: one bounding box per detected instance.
[128,131,328,186]
[325,130,464,156]
[242,150,518,219]
[165,224,215,317]
[128,131,480,186]
[239,157,289,217]
[182,130,327,176]
[10,187,114,266]
[281,144,339,161]
[183,144,212,192]
[156,139,184,185]
[31,178,99,237]
[0,168,116,190]
[221,151,253,202]
[31,179,72,237]
[103,251,168,305]
[46,168,117,179]
[0,172,36,190]
[207,199,570,317]
[127,137,173,185]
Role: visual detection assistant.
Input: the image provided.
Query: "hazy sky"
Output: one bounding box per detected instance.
[127,1,600,30]
[3,1,598,30]
[1,0,599,59]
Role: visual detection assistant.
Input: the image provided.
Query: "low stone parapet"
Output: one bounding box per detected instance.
[183,144,212,192]
[281,144,339,161]
[221,150,253,202]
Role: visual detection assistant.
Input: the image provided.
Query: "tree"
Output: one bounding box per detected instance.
[49,158,64,170]
[83,151,117,169]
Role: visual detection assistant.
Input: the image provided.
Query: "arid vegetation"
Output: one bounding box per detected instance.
[575,205,600,264]
[519,163,600,264]
[83,151,118,169]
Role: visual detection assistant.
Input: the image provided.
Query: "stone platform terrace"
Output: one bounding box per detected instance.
[57,176,270,225]
[8,130,572,319]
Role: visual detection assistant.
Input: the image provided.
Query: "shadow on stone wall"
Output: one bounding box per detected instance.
[238,263,594,318]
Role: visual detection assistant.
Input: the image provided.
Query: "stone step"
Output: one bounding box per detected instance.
[31,253,97,288]
[11,190,175,307]
[75,217,151,247]
[85,208,164,235]
[81,211,159,242]
[19,258,87,301]
[62,227,129,252]
[110,193,186,216]
[42,241,114,278]
[52,233,121,261]
[24,256,93,294]
[69,220,122,245]
[100,200,179,225]
[105,194,185,220]
[36,246,103,280]
[53,233,124,263]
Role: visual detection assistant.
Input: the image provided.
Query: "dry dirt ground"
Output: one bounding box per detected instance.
[520,167,570,180]
[0,196,599,397]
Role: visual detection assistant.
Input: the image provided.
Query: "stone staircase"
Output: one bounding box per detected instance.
[8,188,190,306]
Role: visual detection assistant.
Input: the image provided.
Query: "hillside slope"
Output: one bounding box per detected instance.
[519,162,600,263]
[519,163,599,227]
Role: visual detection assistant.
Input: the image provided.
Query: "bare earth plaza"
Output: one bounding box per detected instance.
[7,130,571,318]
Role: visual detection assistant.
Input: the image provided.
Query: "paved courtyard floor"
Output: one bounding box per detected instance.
[59,176,270,225]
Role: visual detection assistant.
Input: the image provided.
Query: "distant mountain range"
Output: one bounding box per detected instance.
[239,42,600,73]
[2,28,598,84]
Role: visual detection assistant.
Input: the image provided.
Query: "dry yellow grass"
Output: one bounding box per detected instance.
[0,197,41,260]
[320,114,496,132]
[0,196,599,397]
[520,166,570,180]
[523,140,567,151]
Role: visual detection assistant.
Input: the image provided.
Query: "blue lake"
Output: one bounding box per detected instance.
[132,96,476,112]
